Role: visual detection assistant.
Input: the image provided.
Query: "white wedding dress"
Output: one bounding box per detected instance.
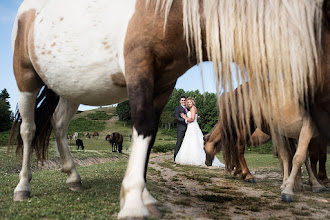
[175,111,225,168]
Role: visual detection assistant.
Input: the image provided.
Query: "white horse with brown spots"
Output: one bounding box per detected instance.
[9,0,329,219]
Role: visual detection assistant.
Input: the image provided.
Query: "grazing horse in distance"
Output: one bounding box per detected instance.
[8,0,328,218]
[84,132,91,139]
[105,134,111,141]
[109,132,123,153]
[92,132,99,139]
[72,132,78,141]
[76,139,84,151]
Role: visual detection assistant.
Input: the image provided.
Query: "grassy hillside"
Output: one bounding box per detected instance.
[2,106,177,154]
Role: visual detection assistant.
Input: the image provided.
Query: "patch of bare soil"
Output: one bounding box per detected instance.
[37,157,116,170]
[148,154,330,219]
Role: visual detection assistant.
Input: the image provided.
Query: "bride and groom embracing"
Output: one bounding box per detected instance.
[174,96,225,167]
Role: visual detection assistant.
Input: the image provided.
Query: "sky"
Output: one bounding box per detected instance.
[0,1,239,112]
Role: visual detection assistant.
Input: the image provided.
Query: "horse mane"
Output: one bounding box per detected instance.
[147,0,324,138]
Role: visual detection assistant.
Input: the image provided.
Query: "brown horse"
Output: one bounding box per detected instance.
[109,132,124,153]
[8,0,329,218]
[204,83,326,200]
[84,132,91,139]
[92,132,99,139]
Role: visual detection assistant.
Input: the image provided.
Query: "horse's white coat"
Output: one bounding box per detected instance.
[14,0,137,106]
[119,127,152,218]
[11,0,47,52]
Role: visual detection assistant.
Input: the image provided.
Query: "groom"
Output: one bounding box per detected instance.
[174,95,188,161]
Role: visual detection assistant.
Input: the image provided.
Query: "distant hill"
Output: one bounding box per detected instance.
[68,107,118,135]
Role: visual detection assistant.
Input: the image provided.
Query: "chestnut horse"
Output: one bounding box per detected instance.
[8,0,329,218]
[204,84,327,200]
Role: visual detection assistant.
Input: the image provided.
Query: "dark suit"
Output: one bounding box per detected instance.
[174,105,187,160]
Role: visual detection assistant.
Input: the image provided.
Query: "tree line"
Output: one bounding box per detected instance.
[116,88,219,134]
[0,88,219,134]
[0,89,12,132]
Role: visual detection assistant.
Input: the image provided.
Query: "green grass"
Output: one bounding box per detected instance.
[0,161,126,219]
[1,106,330,219]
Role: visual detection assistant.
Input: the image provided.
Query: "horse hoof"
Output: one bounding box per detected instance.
[146,204,161,218]
[13,191,31,201]
[312,186,327,193]
[246,178,256,183]
[67,182,83,191]
[281,193,293,202]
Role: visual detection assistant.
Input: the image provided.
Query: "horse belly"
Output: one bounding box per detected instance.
[29,0,136,106]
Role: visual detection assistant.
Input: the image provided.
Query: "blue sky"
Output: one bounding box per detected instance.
[0,1,239,112]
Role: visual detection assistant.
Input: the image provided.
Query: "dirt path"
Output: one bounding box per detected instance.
[148,154,330,219]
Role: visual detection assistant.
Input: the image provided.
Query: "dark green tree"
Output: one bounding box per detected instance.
[116,100,131,125]
[164,88,218,134]
[160,109,174,129]
[0,89,12,132]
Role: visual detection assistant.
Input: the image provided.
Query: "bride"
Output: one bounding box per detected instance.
[175,97,225,168]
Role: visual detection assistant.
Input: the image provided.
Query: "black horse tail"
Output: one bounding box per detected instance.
[8,85,60,161]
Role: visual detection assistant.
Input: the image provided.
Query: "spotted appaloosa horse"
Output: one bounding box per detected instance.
[9,0,329,218]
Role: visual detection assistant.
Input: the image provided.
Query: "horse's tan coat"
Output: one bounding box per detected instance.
[13,9,43,92]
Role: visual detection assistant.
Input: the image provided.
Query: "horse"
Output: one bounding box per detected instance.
[204,84,327,200]
[84,132,91,139]
[76,139,85,151]
[105,134,111,141]
[109,132,124,153]
[92,132,99,139]
[72,132,78,141]
[8,0,329,218]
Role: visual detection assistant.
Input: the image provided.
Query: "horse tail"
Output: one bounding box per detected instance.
[8,85,60,161]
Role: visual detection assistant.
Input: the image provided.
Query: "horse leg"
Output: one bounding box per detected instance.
[51,98,82,191]
[287,138,305,191]
[319,151,330,187]
[236,139,255,183]
[308,137,319,179]
[304,155,325,192]
[118,71,174,218]
[13,90,40,201]
[316,136,330,187]
[273,135,293,191]
[281,120,325,202]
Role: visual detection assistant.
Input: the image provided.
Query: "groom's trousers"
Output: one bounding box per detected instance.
[174,129,186,161]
